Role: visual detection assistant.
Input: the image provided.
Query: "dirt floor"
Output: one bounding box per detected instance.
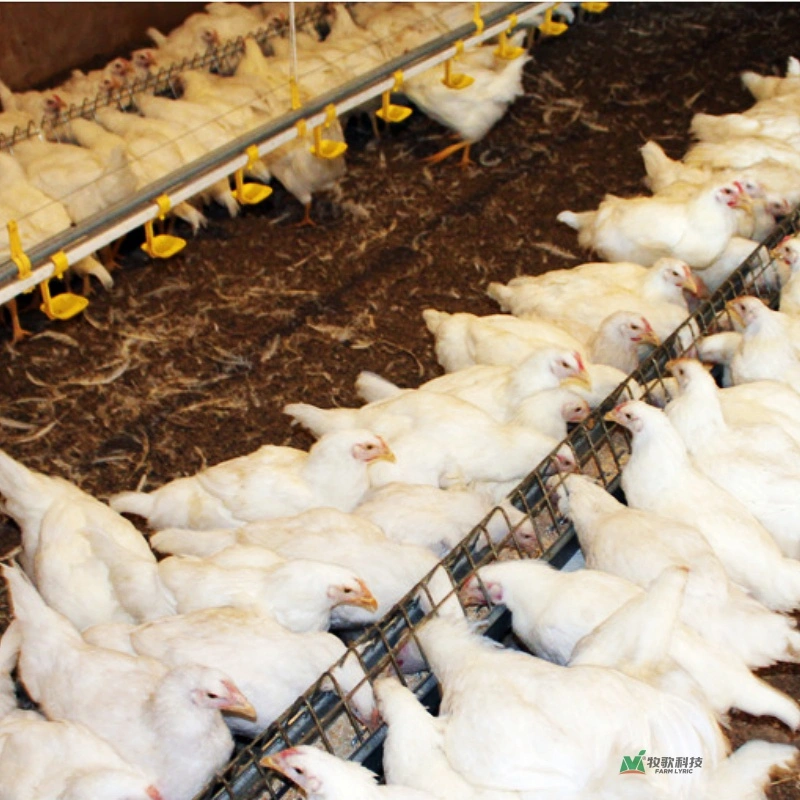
[3,1,800,795]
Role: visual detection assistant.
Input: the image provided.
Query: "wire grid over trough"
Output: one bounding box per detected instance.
[197,212,800,800]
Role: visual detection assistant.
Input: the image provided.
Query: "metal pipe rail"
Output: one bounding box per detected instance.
[192,211,797,800]
[0,2,554,306]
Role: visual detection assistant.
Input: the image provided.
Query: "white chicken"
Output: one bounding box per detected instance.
[557,180,749,268]
[174,71,276,181]
[555,472,800,668]
[146,16,224,68]
[0,152,112,303]
[57,57,133,101]
[0,80,81,122]
[641,141,800,217]
[0,449,174,630]
[284,390,575,490]
[0,711,163,800]
[507,387,590,439]
[156,554,377,631]
[12,132,137,227]
[353,482,532,557]
[403,39,530,167]
[86,606,379,737]
[355,346,591,424]
[462,559,800,728]
[726,295,800,391]
[607,400,800,612]
[422,306,659,374]
[4,564,253,800]
[773,233,800,315]
[374,676,517,800]
[135,91,269,183]
[666,358,800,558]
[487,258,698,348]
[109,428,394,530]
[490,257,698,307]
[262,745,436,800]
[232,39,349,225]
[97,106,237,218]
[421,308,584,372]
[415,616,726,798]
[88,112,207,233]
[149,508,454,629]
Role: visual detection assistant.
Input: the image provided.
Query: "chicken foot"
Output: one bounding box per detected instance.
[423,140,473,167]
[296,202,317,228]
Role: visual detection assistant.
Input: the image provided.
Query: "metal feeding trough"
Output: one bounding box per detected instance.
[194,213,798,800]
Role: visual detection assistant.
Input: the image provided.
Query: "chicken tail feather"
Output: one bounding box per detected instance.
[174,202,208,235]
[639,140,680,191]
[282,402,346,437]
[355,371,402,403]
[146,26,168,47]
[108,490,156,520]
[421,308,449,336]
[486,281,514,311]
[73,256,113,291]
[0,450,40,509]
[740,70,775,101]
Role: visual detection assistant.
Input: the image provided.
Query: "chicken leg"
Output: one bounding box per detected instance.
[100,238,124,273]
[423,140,473,167]
[296,202,317,228]
[6,299,31,345]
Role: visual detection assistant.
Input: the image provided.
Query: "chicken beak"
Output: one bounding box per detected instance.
[227,698,257,721]
[349,580,379,612]
[260,753,286,773]
[222,684,257,721]
[603,407,622,425]
[725,301,744,326]
[734,194,753,213]
[373,436,396,464]
[641,328,661,347]
[376,449,396,464]
[563,369,592,391]
[682,274,700,297]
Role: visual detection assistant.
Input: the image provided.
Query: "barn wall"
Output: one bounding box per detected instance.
[0,3,205,91]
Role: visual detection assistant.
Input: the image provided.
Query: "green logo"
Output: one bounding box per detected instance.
[619,750,647,775]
